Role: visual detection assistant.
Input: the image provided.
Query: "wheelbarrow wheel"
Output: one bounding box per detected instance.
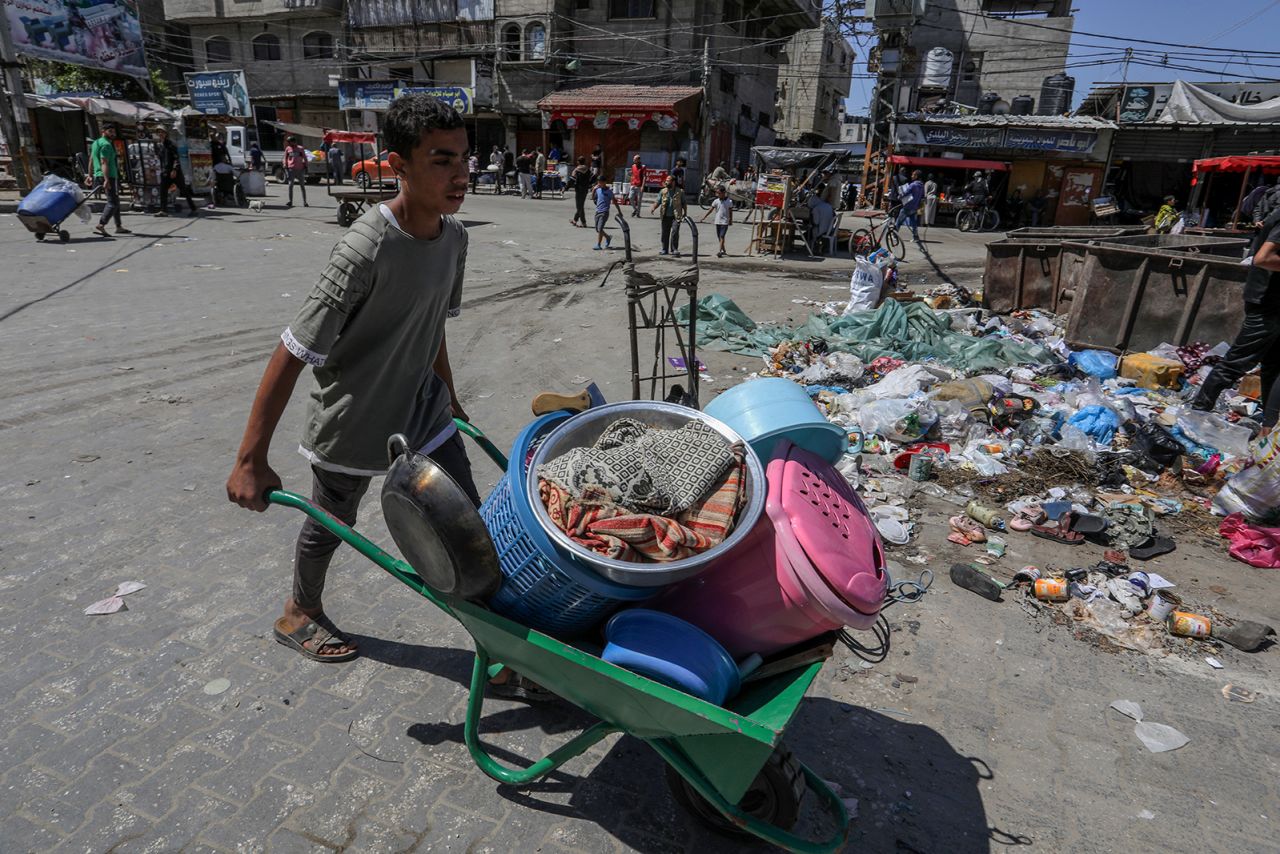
[337,202,358,227]
[59,230,70,243]
[665,744,806,837]
[35,232,45,241]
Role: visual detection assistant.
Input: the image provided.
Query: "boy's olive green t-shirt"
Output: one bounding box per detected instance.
[282,205,465,473]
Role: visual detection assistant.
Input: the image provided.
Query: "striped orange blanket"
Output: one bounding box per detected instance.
[539,446,746,562]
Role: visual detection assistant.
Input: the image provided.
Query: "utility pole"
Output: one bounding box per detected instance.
[699,38,710,175]
[0,5,37,193]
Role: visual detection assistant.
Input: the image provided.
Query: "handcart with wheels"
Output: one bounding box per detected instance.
[264,418,851,853]
[17,174,101,243]
[332,187,398,227]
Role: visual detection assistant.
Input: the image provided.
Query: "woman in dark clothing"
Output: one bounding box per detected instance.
[571,156,592,227]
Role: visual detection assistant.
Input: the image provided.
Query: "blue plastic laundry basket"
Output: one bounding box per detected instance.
[481,411,653,637]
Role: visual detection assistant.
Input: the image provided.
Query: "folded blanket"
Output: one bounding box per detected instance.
[539,445,746,563]
[538,417,736,515]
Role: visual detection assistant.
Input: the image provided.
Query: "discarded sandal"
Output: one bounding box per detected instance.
[949,563,1003,601]
[949,515,987,544]
[1031,516,1085,545]
[1129,534,1175,561]
[1069,512,1108,535]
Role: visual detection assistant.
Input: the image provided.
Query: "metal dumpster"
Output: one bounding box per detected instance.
[985,227,1148,313]
[1062,242,1250,353]
[985,231,1249,315]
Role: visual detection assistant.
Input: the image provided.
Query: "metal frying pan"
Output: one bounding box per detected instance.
[380,434,503,601]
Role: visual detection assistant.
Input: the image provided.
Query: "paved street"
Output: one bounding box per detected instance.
[1,184,1277,853]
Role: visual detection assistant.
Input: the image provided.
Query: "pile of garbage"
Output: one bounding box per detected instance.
[684,293,1280,572]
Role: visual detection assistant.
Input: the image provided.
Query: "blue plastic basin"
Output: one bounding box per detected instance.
[704,377,847,463]
[601,609,741,705]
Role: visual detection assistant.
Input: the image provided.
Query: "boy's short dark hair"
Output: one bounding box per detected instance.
[596,174,608,183]
[385,94,464,159]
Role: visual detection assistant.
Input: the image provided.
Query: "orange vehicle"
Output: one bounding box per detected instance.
[351,150,396,188]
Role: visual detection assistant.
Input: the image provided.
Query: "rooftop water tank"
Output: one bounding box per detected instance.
[1038,73,1075,116]
[921,47,953,90]
[977,92,1000,115]
[1011,95,1035,116]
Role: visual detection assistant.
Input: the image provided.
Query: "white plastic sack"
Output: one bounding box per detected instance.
[864,364,941,399]
[1213,430,1280,520]
[858,395,938,443]
[845,256,884,314]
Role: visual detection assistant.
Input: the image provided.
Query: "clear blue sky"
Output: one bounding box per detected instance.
[844,0,1280,113]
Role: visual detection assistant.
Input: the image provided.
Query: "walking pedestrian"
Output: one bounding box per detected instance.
[284,136,309,207]
[502,147,515,193]
[516,148,533,199]
[154,127,197,217]
[650,174,686,256]
[225,93,481,663]
[327,142,344,185]
[590,145,603,182]
[895,169,924,242]
[591,174,620,250]
[671,157,687,191]
[700,185,733,257]
[570,156,591,227]
[629,155,645,217]
[1191,207,1280,432]
[249,141,265,173]
[534,148,546,198]
[489,145,502,190]
[923,173,938,226]
[468,153,480,193]
[91,123,130,237]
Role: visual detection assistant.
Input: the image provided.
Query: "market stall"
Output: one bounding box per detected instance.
[1188,155,1280,232]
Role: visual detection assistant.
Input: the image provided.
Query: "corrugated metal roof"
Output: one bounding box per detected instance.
[900,113,1116,130]
[538,85,702,111]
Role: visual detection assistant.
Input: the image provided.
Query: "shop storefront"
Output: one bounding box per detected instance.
[537,85,702,184]
[892,116,1115,227]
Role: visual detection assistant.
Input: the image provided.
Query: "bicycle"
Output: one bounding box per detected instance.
[850,204,906,260]
[956,199,1000,232]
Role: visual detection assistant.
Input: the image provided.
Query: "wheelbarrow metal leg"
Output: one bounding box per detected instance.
[464,649,620,785]
[649,739,851,854]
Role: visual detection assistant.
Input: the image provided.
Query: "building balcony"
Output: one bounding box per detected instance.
[757,0,820,36]
[163,0,341,24]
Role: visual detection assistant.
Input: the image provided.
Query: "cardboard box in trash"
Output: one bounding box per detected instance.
[1240,373,1261,400]
[1119,353,1183,389]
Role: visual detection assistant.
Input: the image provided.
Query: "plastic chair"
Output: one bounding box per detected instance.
[820,212,843,255]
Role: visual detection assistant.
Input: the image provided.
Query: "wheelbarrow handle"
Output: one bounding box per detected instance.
[454,419,510,471]
[264,489,455,617]
[650,740,851,854]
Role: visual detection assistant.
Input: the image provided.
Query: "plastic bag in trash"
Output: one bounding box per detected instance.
[1175,408,1252,461]
[1214,429,1280,521]
[1069,350,1119,380]
[858,396,939,443]
[845,256,885,314]
[1067,405,1121,446]
[1131,422,1183,468]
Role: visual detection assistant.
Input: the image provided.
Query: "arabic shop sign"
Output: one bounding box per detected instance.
[895,123,1099,155]
[184,70,251,117]
[394,85,473,115]
[542,109,680,131]
[4,0,148,78]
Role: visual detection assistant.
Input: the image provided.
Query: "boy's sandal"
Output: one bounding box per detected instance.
[486,673,556,704]
[949,515,987,544]
[273,615,358,662]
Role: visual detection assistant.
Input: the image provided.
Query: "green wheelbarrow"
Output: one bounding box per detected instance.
[266,420,850,852]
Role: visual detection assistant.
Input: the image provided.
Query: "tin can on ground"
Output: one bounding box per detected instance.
[1013,566,1041,584]
[1034,577,1070,602]
[1168,610,1211,639]
[1148,590,1180,621]
[908,452,933,482]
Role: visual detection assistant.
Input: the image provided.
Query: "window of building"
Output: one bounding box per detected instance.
[740,103,751,118]
[824,40,833,62]
[720,70,736,95]
[757,110,770,128]
[525,22,546,60]
[576,0,590,8]
[302,31,333,60]
[252,33,281,61]
[608,0,654,19]
[205,36,231,64]
[962,53,983,83]
[501,23,521,61]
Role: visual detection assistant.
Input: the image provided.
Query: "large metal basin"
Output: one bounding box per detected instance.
[527,402,765,587]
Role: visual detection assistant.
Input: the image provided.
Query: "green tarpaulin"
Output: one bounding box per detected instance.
[677,294,1054,373]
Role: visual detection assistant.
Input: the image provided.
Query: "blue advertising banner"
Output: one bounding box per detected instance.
[395,85,473,115]
[184,70,251,117]
[338,80,396,111]
[3,0,147,78]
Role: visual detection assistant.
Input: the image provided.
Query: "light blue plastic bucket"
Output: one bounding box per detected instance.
[704,377,847,463]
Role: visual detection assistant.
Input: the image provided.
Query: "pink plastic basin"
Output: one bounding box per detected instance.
[655,441,887,658]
